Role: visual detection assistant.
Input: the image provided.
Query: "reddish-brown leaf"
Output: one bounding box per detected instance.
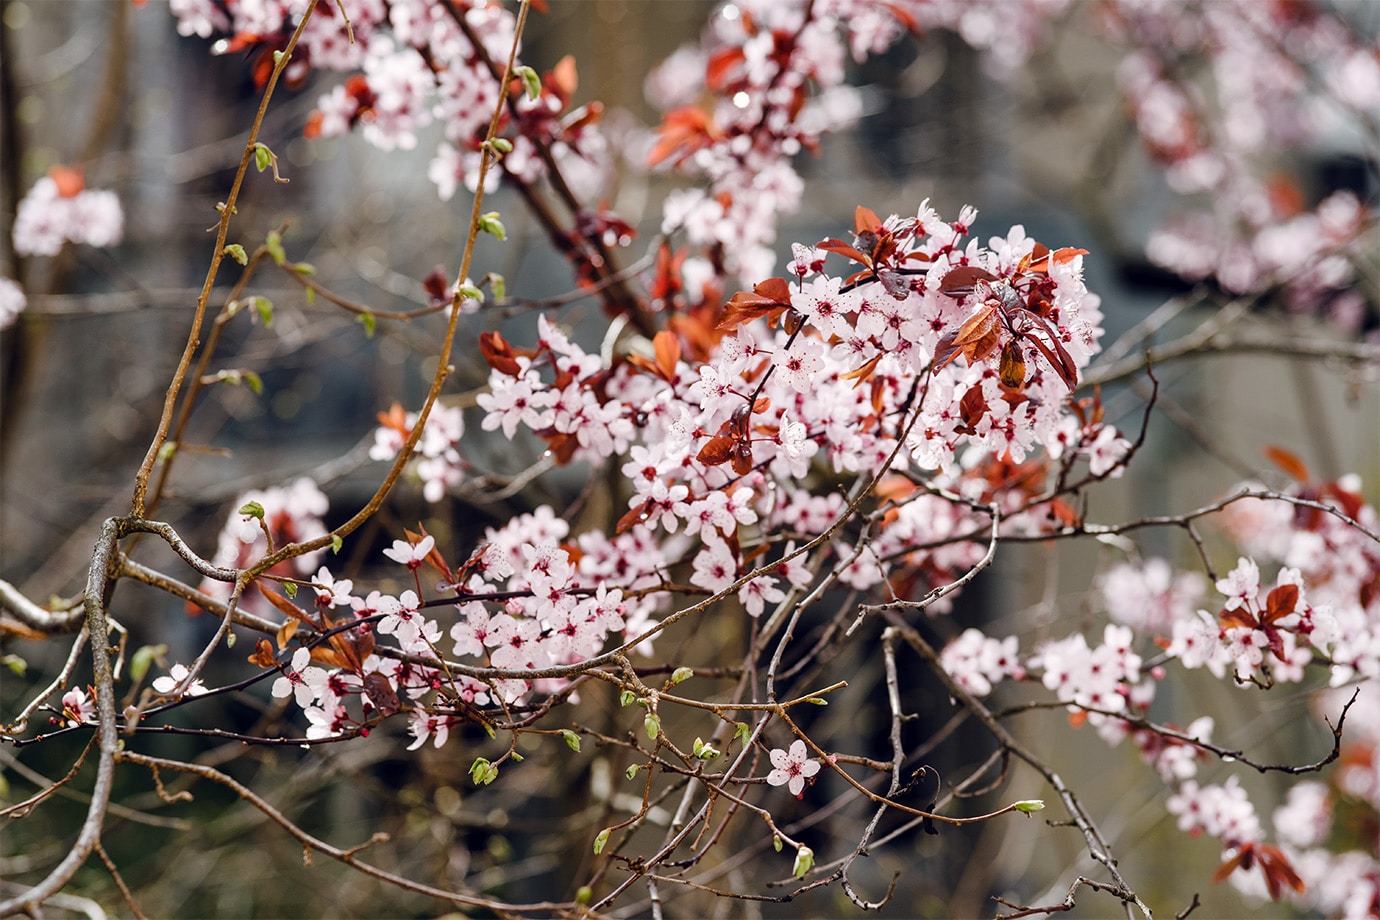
[258,583,314,626]
[648,106,718,167]
[276,618,299,651]
[1220,607,1258,630]
[938,265,997,297]
[617,499,652,535]
[952,304,1000,348]
[1025,332,1079,389]
[248,638,277,668]
[404,525,454,584]
[550,54,578,98]
[1259,845,1305,899]
[376,402,409,435]
[320,614,363,672]
[718,276,793,329]
[697,434,736,467]
[362,671,401,717]
[730,439,754,476]
[959,383,988,430]
[840,353,883,385]
[999,340,1027,388]
[705,46,745,91]
[479,330,522,377]
[817,237,871,266]
[1264,446,1310,483]
[48,165,84,198]
[546,430,580,465]
[753,276,793,305]
[854,205,883,235]
[1023,245,1090,274]
[1264,583,1300,624]
[653,329,681,380]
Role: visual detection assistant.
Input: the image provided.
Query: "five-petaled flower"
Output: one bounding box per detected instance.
[152,663,210,698]
[767,739,821,796]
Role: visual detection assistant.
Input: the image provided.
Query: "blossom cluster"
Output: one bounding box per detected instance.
[234,200,1125,759]
[12,168,123,258]
[200,477,331,612]
[934,470,1380,908]
[458,205,1125,631]
[369,402,466,502]
[1102,2,1379,328]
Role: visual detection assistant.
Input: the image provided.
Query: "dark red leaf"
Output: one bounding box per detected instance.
[617,499,652,535]
[1264,583,1300,624]
[730,439,754,476]
[939,265,997,297]
[479,331,522,377]
[362,671,401,717]
[697,434,735,467]
[959,383,987,430]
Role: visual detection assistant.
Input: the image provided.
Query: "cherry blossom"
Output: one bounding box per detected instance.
[152,664,210,698]
[13,171,123,257]
[939,628,1023,697]
[60,687,94,726]
[272,648,330,710]
[202,478,330,613]
[0,278,25,330]
[383,534,435,571]
[767,739,820,796]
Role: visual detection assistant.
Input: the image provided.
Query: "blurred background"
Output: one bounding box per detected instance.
[2,1,1377,917]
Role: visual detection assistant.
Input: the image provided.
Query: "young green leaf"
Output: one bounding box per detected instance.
[129,644,168,684]
[478,211,507,241]
[561,729,582,753]
[486,272,506,301]
[265,230,285,266]
[792,845,814,879]
[251,296,273,327]
[516,64,541,101]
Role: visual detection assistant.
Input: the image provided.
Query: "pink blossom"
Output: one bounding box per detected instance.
[383,534,436,570]
[767,739,821,796]
[406,708,453,751]
[13,175,122,257]
[152,664,210,698]
[0,278,26,330]
[772,335,826,394]
[272,648,330,710]
[61,687,95,726]
[477,363,558,439]
[690,535,738,594]
[311,566,354,609]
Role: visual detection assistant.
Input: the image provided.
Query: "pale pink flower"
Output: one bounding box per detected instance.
[767,739,821,796]
[152,664,209,698]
